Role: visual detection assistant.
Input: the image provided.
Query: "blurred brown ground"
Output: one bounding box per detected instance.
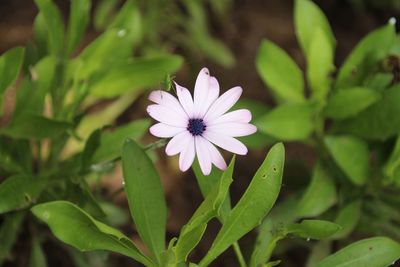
[0,0,399,266]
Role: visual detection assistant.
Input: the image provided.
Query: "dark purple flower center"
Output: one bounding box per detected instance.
[187,118,206,136]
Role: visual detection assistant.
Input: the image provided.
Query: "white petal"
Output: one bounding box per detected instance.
[200,76,220,117]
[203,139,227,170]
[193,68,211,117]
[179,137,195,172]
[195,136,212,175]
[175,82,194,117]
[208,123,257,137]
[204,86,243,123]
[203,131,248,155]
[148,90,187,116]
[149,123,185,138]
[209,109,252,125]
[147,104,187,127]
[165,131,192,156]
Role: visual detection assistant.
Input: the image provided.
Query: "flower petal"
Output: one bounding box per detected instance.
[165,131,192,156]
[195,136,212,175]
[200,76,220,117]
[194,68,211,117]
[179,137,195,172]
[208,123,257,137]
[147,104,188,127]
[149,123,185,138]
[203,139,227,170]
[208,109,252,124]
[175,82,194,118]
[204,86,243,123]
[203,131,248,155]
[148,90,187,117]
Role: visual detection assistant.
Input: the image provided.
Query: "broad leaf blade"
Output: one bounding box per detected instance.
[31,201,152,265]
[256,102,314,141]
[316,237,400,267]
[0,175,47,214]
[122,138,167,263]
[175,158,235,261]
[66,0,91,55]
[200,143,285,266]
[287,220,341,240]
[0,47,25,94]
[324,87,381,120]
[256,39,304,103]
[296,163,336,217]
[324,135,369,185]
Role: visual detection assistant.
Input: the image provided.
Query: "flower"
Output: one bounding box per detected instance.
[147,68,257,175]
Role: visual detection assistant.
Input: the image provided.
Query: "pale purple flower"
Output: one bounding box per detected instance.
[147,68,257,175]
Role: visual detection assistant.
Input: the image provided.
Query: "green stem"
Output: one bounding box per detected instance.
[233,242,247,267]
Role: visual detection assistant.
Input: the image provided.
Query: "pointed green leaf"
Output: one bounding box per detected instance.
[66,0,91,55]
[92,119,151,163]
[0,175,48,214]
[200,143,285,266]
[0,47,25,95]
[31,201,152,265]
[307,28,334,100]
[89,55,183,98]
[175,158,235,262]
[1,113,71,140]
[333,85,400,140]
[256,39,304,103]
[316,237,400,267]
[122,138,167,263]
[34,0,65,55]
[287,220,341,240]
[297,163,336,217]
[294,0,335,58]
[324,87,381,120]
[335,22,395,89]
[330,200,362,240]
[256,102,314,141]
[324,135,369,185]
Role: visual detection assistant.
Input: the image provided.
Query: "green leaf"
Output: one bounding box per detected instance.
[324,87,381,120]
[66,0,91,55]
[0,47,25,95]
[31,201,152,265]
[34,0,65,55]
[92,119,151,163]
[296,163,336,217]
[294,0,335,58]
[80,129,102,172]
[13,57,56,118]
[200,143,285,266]
[0,175,47,214]
[335,22,395,89]
[307,28,334,100]
[256,102,314,141]
[384,135,400,183]
[256,39,304,103]
[333,85,400,140]
[287,220,341,240]
[330,200,362,240]
[175,158,235,262]
[324,135,369,185]
[0,211,25,265]
[122,139,167,263]
[1,113,71,140]
[94,0,120,30]
[316,237,400,267]
[89,55,183,98]
[29,237,48,267]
